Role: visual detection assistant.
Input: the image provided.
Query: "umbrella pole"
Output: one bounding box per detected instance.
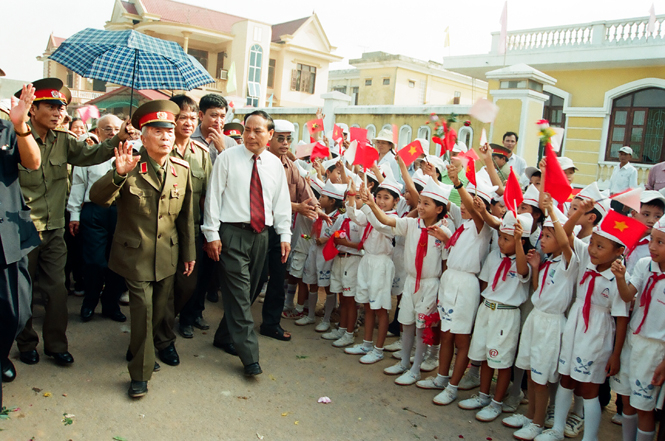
[128,48,139,118]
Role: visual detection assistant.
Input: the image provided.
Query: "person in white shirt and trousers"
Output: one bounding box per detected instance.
[202,111,292,376]
[610,146,638,214]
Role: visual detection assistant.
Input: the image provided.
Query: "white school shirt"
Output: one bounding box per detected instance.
[532,253,579,314]
[394,197,411,248]
[330,213,364,256]
[66,158,115,221]
[445,219,492,275]
[572,237,629,318]
[625,237,650,276]
[345,203,396,256]
[609,163,638,195]
[291,213,314,255]
[202,144,292,243]
[479,249,532,307]
[627,257,665,341]
[392,217,450,280]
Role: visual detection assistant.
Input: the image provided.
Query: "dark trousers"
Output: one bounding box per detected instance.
[213,224,268,366]
[79,203,125,313]
[64,211,83,292]
[252,226,287,331]
[16,228,69,353]
[1,256,32,406]
[179,230,213,326]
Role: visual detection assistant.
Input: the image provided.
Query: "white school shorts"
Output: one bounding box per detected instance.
[287,250,308,279]
[468,303,521,369]
[611,332,665,411]
[302,245,319,285]
[391,244,406,295]
[330,254,361,297]
[355,254,394,310]
[438,268,481,335]
[515,308,566,385]
[398,275,440,328]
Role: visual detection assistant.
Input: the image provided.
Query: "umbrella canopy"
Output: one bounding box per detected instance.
[49,28,214,91]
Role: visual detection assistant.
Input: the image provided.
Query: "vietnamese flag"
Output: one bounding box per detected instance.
[465,158,477,187]
[349,127,368,146]
[307,118,324,134]
[397,140,424,167]
[599,209,647,250]
[543,143,573,204]
[333,124,344,143]
[503,167,523,215]
[322,235,340,261]
[353,142,379,170]
[310,142,330,161]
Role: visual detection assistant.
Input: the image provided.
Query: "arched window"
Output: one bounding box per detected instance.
[382,124,392,132]
[365,124,376,142]
[417,125,431,141]
[302,123,309,143]
[605,87,665,164]
[291,122,300,152]
[246,44,263,107]
[351,124,360,128]
[457,126,474,149]
[398,125,412,149]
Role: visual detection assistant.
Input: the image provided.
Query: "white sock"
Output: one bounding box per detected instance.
[552,385,574,434]
[285,283,297,308]
[307,292,318,319]
[548,382,558,407]
[429,344,440,360]
[344,331,354,338]
[637,429,656,441]
[480,391,491,401]
[448,382,459,391]
[622,413,638,441]
[323,294,336,322]
[510,368,525,398]
[373,347,384,355]
[435,374,449,387]
[337,327,346,335]
[573,394,584,417]
[295,303,304,313]
[490,399,502,409]
[361,340,373,350]
[400,324,415,370]
[581,398,600,441]
[410,328,427,375]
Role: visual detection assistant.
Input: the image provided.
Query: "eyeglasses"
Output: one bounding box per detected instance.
[277,136,292,143]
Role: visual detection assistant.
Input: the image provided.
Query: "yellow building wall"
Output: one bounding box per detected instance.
[522,99,546,166]
[491,99,522,144]
[560,116,605,185]
[357,66,397,105]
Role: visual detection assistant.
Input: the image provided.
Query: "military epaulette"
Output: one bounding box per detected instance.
[191,139,209,153]
[54,127,78,138]
[170,156,190,169]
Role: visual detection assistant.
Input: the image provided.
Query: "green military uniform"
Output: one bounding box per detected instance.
[89,101,195,385]
[154,138,211,349]
[15,79,120,357]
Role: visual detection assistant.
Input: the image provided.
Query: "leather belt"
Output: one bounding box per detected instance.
[484,300,518,310]
[227,223,264,234]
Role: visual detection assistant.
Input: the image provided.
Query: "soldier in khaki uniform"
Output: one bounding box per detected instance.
[90,100,195,398]
[15,78,130,366]
[153,94,212,364]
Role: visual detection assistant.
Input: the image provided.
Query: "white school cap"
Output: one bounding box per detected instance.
[500,211,533,237]
[321,181,346,200]
[522,184,540,209]
[378,176,403,195]
[420,176,453,205]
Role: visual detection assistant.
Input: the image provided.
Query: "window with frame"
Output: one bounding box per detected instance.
[187,48,208,70]
[92,79,105,92]
[246,44,263,107]
[543,93,565,128]
[290,63,316,94]
[332,86,347,94]
[66,69,74,89]
[383,78,390,86]
[351,87,359,105]
[267,59,276,88]
[605,88,665,164]
[366,124,376,141]
[365,79,372,86]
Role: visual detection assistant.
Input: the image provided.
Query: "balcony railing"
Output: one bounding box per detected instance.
[200,78,227,92]
[70,89,105,100]
[596,161,653,190]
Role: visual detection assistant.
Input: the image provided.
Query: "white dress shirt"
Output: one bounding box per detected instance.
[66,158,115,221]
[202,144,292,243]
[609,163,638,194]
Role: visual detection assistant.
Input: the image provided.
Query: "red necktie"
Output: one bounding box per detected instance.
[340,218,351,238]
[357,223,373,250]
[445,225,465,250]
[414,225,429,292]
[634,272,665,335]
[538,259,554,297]
[580,270,601,332]
[626,238,649,261]
[250,155,265,233]
[492,257,512,291]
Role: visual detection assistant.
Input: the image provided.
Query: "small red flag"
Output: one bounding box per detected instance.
[307,118,324,134]
[443,128,457,152]
[465,158,477,187]
[503,167,523,215]
[397,140,424,167]
[391,124,399,146]
[310,142,330,161]
[349,127,368,146]
[353,142,379,170]
[543,143,573,204]
[322,235,340,261]
[599,210,648,250]
[462,148,480,161]
[333,124,344,143]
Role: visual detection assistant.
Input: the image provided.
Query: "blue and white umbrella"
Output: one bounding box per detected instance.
[49,28,215,112]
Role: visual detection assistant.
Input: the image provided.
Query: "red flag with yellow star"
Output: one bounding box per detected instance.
[397,140,424,167]
[306,118,324,134]
[598,209,647,249]
[333,124,344,143]
[465,158,477,187]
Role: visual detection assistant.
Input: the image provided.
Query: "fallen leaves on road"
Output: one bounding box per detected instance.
[281,412,288,417]
[295,355,308,359]
[31,387,42,393]
[113,436,128,441]
[43,392,52,397]
[62,413,74,425]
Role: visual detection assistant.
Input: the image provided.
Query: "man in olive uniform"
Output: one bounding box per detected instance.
[15,78,130,366]
[153,94,211,361]
[90,100,195,398]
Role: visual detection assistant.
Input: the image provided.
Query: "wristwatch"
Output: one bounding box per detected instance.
[15,125,32,137]
[454,182,463,189]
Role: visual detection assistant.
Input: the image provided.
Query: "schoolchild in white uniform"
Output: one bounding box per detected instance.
[612,219,665,441]
[535,203,630,441]
[625,191,665,275]
[519,184,544,250]
[419,164,494,404]
[342,177,401,363]
[458,212,532,423]
[298,181,346,329]
[362,177,453,385]
[505,195,578,440]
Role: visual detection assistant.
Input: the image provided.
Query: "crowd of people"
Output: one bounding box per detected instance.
[2,76,665,441]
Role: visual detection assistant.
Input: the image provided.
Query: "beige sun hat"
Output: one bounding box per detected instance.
[372,128,395,146]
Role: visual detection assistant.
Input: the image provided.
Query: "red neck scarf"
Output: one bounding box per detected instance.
[445,225,465,250]
[340,218,351,238]
[538,259,555,297]
[580,269,601,332]
[492,256,513,291]
[634,271,665,335]
[312,209,338,239]
[415,221,429,292]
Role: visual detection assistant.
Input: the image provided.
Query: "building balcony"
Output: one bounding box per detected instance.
[69,89,106,101]
[199,78,228,93]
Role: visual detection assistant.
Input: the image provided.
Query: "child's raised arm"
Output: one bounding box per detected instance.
[513,221,529,277]
[611,260,637,303]
[543,194,573,265]
[479,143,505,195]
[397,154,418,208]
[447,163,485,233]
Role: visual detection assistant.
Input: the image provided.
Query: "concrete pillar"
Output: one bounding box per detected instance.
[182,31,192,53]
[320,91,352,133]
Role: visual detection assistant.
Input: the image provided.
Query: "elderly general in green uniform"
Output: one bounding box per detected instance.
[15,78,130,367]
[90,100,196,398]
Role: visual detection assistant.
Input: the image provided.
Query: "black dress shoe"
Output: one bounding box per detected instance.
[178,324,194,339]
[80,307,94,322]
[212,340,238,356]
[2,359,16,382]
[128,380,148,398]
[19,350,39,365]
[126,348,133,362]
[44,350,74,366]
[157,343,180,366]
[206,290,219,303]
[101,310,127,322]
[193,317,210,330]
[243,362,262,377]
[154,362,160,372]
